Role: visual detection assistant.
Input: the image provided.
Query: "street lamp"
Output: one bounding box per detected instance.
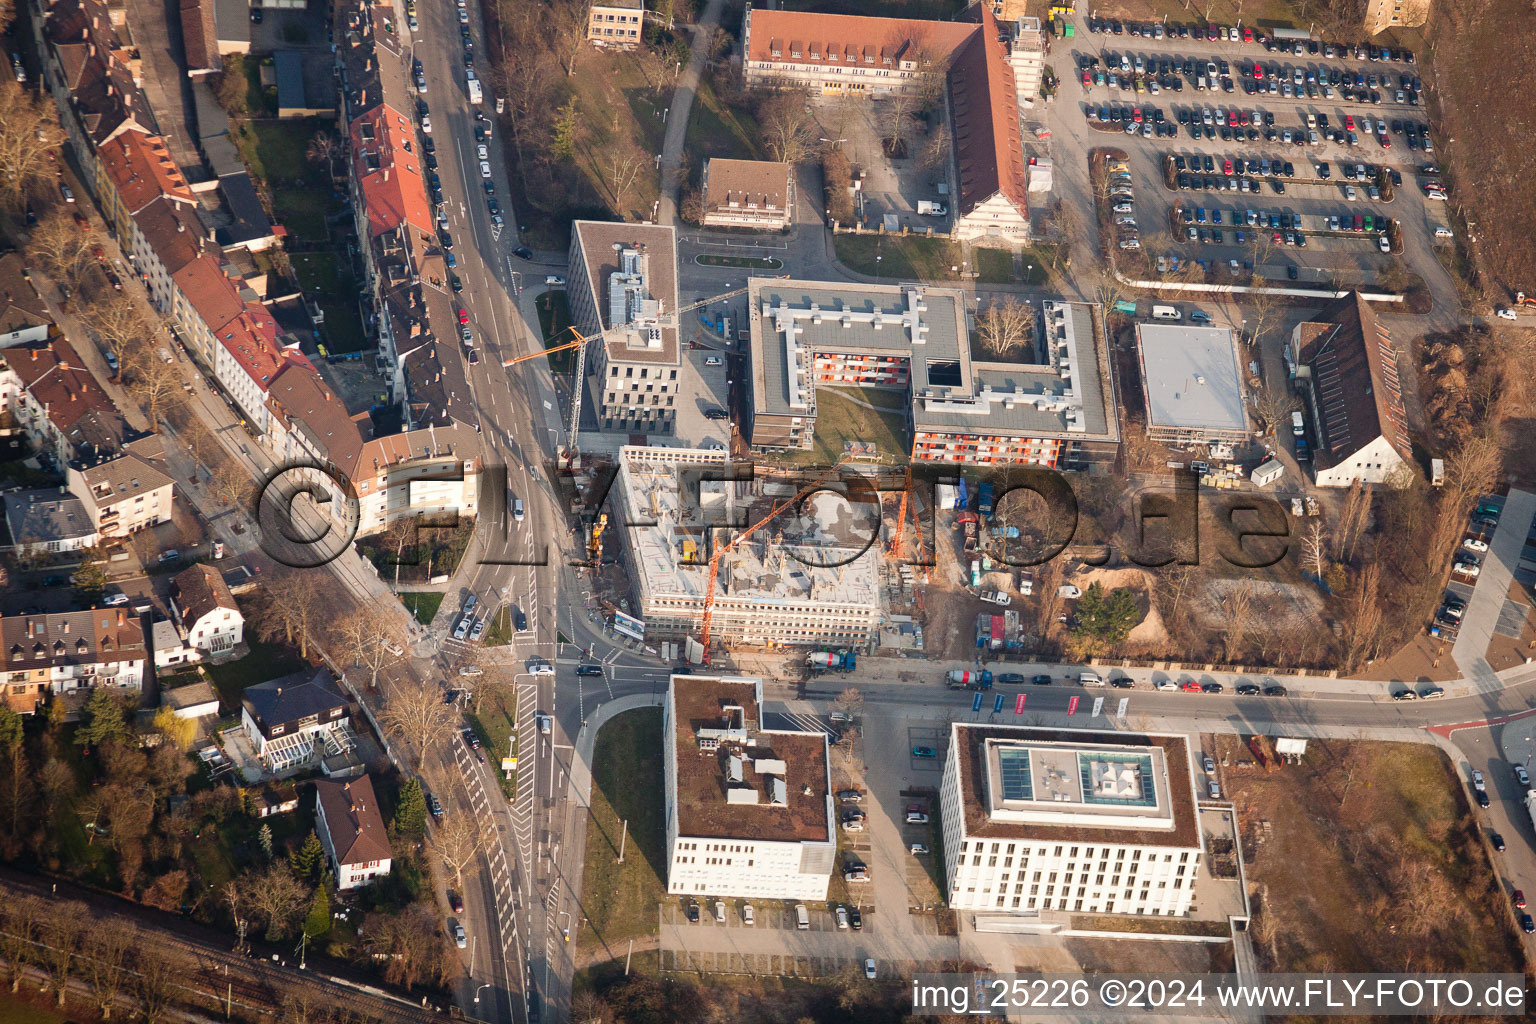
[473,984,491,1004]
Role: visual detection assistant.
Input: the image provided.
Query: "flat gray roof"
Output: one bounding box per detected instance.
[748,282,1116,441]
[1136,324,1247,434]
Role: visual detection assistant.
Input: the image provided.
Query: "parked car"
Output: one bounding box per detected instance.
[912,746,937,758]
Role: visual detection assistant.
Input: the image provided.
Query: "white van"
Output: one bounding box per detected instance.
[1151,305,1181,321]
[794,904,810,930]
[1079,671,1106,687]
[1291,410,1306,436]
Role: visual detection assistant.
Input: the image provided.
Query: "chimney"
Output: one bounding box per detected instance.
[117,610,125,626]
[177,220,185,232]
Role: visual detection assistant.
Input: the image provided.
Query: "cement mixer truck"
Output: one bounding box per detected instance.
[946,670,993,690]
[806,650,857,673]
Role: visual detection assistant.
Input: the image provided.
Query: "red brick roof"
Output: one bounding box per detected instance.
[217,302,308,391]
[314,774,393,867]
[743,6,1026,223]
[744,8,975,68]
[173,255,244,334]
[179,0,218,74]
[0,339,130,452]
[99,131,194,216]
[948,4,1028,220]
[349,104,434,239]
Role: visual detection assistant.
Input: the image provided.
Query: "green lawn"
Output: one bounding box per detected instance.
[204,637,306,713]
[273,189,332,242]
[682,75,765,165]
[482,605,514,647]
[788,384,910,467]
[400,591,444,625]
[466,688,517,799]
[833,234,966,281]
[577,708,666,959]
[975,247,1014,284]
[292,251,344,293]
[236,118,328,187]
[318,299,368,354]
[536,290,576,374]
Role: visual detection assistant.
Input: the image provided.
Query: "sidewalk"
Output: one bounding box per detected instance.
[655,0,726,224]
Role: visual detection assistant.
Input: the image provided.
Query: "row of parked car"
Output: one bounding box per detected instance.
[1104,157,1141,251]
[1085,17,1416,67]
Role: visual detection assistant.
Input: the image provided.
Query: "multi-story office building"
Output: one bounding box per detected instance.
[568,222,682,438]
[938,725,1205,917]
[745,282,1119,468]
[664,674,834,901]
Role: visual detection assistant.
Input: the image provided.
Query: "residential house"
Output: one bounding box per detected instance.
[240,668,357,773]
[169,562,244,656]
[0,339,135,463]
[314,773,393,889]
[0,607,148,713]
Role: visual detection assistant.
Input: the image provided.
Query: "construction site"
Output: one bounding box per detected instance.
[608,446,884,653]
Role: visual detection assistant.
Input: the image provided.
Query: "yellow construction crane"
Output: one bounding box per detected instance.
[697,458,852,664]
[502,285,752,369]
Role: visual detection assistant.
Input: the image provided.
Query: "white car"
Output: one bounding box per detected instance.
[528,658,555,676]
[1453,559,1481,578]
[1495,308,1519,321]
[741,904,755,925]
[479,160,492,178]
[1378,236,1391,253]
[1463,538,1489,553]
[1155,679,1180,691]
[865,959,877,980]
[1344,185,1357,201]
[421,115,432,134]
[103,593,130,606]
[476,143,488,161]
[458,6,467,21]
[453,616,472,640]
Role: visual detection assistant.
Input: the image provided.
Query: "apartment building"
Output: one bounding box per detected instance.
[939,725,1205,917]
[740,4,1029,241]
[1,489,99,556]
[664,675,834,901]
[568,222,682,438]
[1135,323,1250,447]
[1289,293,1411,487]
[0,254,53,348]
[314,774,393,889]
[0,339,135,464]
[700,159,794,231]
[745,283,1119,469]
[0,607,148,714]
[66,436,175,539]
[614,446,882,648]
[587,0,644,47]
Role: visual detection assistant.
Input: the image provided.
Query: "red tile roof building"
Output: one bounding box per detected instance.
[350,104,435,241]
[0,339,134,462]
[741,3,1028,241]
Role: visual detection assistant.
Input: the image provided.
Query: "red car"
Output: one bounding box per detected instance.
[1223,159,1233,175]
[1132,107,1143,123]
[1516,890,1527,910]
[1082,70,1092,87]
[1227,110,1238,127]
[1343,114,1356,131]
[1253,63,1264,79]
[1180,681,1203,693]
[1378,134,1391,149]
[1242,26,1253,42]
[457,307,469,324]
[449,890,465,913]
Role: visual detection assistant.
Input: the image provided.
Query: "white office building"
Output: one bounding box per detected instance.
[939,725,1205,917]
[664,674,835,902]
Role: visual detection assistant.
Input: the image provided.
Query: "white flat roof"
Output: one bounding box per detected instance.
[1137,324,1247,433]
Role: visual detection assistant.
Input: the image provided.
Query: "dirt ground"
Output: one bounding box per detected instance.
[1423,0,1536,302]
[1212,736,1525,975]
[1071,566,1168,646]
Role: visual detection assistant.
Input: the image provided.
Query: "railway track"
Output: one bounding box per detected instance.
[0,873,445,1024]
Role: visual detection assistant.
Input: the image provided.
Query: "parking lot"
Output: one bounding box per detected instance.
[1056,20,1453,288]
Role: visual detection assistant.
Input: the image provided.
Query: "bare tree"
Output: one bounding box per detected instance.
[831,686,864,721]
[135,956,178,1024]
[209,460,252,509]
[1334,478,1369,563]
[758,88,819,164]
[975,299,1033,359]
[1220,582,1255,662]
[434,812,490,888]
[80,294,154,365]
[306,130,339,179]
[334,604,405,690]
[1302,520,1328,580]
[547,0,588,76]
[26,210,97,286]
[0,896,41,992]
[40,913,83,1006]
[916,122,952,173]
[251,569,325,659]
[84,921,135,1019]
[600,141,649,217]
[1252,385,1299,439]
[124,351,185,425]
[1344,558,1383,669]
[0,81,66,212]
[379,676,457,762]
[244,863,310,940]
